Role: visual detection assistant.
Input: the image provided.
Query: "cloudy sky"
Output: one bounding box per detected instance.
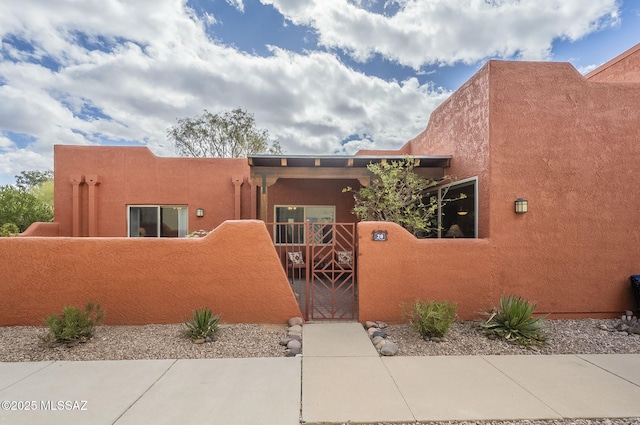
[0,0,638,186]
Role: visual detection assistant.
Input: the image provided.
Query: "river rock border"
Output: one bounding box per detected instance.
[280,316,304,356]
[602,310,640,335]
[364,321,399,356]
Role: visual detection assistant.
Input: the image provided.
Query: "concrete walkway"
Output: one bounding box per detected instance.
[1,323,640,424]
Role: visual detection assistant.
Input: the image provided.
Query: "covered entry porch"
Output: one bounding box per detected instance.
[248,154,451,320]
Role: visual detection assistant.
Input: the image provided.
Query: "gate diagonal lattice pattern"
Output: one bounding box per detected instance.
[269,222,357,320]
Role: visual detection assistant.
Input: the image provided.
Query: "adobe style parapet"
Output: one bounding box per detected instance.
[585,42,640,83]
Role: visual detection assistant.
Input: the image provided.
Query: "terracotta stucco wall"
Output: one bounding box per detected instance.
[266,178,361,223]
[358,222,493,322]
[405,64,491,238]
[360,59,640,320]
[54,146,252,237]
[487,61,640,316]
[0,220,301,325]
[585,43,640,83]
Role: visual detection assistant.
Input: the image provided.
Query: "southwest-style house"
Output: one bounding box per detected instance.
[1,43,639,326]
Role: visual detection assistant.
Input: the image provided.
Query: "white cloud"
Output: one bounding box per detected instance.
[577,64,599,75]
[0,0,450,185]
[225,0,245,13]
[262,0,620,68]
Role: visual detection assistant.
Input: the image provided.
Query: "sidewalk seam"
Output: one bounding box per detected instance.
[480,355,564,419]
[0,361,53,392]
[111,359,177,425]
[577,354,640,388]
[380,356,417,423]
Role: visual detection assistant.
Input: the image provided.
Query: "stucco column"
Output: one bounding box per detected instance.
[69,175,85,237]
[232,176,244,220]
[249,181,257,219]
[255,175,278,222]
[86,175,101,237]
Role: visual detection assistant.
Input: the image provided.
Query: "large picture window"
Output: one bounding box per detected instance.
[274,205,335,244]
[128,206,188,237]
[438,177,478,238]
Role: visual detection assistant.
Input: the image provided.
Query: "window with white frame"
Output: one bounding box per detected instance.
[128,206,188,238]
[438,177,478,238]
[274,205,335,244]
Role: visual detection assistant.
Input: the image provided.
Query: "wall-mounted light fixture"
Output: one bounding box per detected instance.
[514,198,528,214]
[196,208,205,217]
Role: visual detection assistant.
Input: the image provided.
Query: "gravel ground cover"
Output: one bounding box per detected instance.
[0,323,288,362]
[386,318,640,356]
[1,318,639,362]
[1,319,639,425]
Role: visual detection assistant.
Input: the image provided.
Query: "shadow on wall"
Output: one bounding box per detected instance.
[0,220,301,326]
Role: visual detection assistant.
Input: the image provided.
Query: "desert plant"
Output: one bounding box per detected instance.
[184,308,221,340]
[404,300,457,338]
[43,302,105,344]
[482,295,547,346]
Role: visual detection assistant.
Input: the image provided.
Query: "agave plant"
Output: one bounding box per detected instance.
[184,308,221,340]
[482,295,547,346]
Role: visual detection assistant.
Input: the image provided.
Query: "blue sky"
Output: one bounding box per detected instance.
[0,0,638,186]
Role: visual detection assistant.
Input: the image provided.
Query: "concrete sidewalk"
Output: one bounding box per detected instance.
[0,358,301,425]
[0,323,639,424]
[301,323,640,424]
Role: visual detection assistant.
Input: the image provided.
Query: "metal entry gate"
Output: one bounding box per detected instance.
[270,222,357,321]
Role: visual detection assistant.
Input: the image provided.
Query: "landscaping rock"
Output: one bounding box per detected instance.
[288,325,302,333]
[365,321,378,329]
[193,338,205,344]
[367,327,378,336]
[380,341,398,356]
[288,334,302,342]
[288,317,304,327]
[287,339,301,350]
[373,337,386,350]
[372,330,387,339]
[279,337,292,346]
[376,321,388,329]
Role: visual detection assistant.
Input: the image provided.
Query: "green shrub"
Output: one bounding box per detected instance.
[0,223,20,237]
[184,308,221,340]
[482,295,547,346]
[43,302,105,345]
[404,300,457,338]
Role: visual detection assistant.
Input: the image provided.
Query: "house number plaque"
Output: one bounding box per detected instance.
[372,230,387,241]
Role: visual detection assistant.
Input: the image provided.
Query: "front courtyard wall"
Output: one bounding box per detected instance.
[0,220,301,325]
[358,222,493,323]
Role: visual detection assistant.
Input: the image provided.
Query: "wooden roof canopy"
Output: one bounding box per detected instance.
[247,154,452,221]
[248,154,451,169]
[248,154,451,186]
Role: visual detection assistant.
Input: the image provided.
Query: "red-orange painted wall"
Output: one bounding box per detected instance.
[486,60,640,316]
[19,222,60,237]
[586,43,640,83]
[54,146,253,237]
[266,178,361,223]
[358,222,493,323]
[0,220,301,325]
[359,56,640,322]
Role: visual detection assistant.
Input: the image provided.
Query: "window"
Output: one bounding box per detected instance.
[128,206,188,237]
[274,205,335,244]
[438,177,478,238]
